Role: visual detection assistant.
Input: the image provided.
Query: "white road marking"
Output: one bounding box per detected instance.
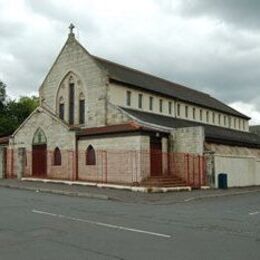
[249,211,260,216]
[32,209,171,239]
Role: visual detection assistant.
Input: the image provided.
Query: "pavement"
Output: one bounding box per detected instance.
[0,179,260,204]
[0,186,259,259]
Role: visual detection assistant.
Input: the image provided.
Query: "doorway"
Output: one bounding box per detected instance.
[32,128,47,177]
[150,137,162,176]
[32,144,47,177]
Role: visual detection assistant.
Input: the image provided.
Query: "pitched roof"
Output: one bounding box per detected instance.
[77,122,143,137]
[121,108,260,148]
[0,135,10,145]
[93,55,250,119]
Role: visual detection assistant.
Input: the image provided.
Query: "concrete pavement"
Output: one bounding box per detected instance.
[0,179,260,204]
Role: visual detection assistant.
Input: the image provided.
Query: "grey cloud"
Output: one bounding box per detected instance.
[178,0,260,30]
[0,0,259,123]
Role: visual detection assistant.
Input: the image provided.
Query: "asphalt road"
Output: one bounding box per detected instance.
[0,188,259,260]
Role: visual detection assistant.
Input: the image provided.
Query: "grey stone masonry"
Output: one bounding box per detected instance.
[170,126,205,155]
[16,148,26,180]
[39,33,108,128]
[0,147,6,179]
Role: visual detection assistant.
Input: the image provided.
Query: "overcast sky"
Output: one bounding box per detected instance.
[0,0,260,124]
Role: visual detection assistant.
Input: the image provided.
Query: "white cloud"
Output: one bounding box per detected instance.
[229,101,260,125]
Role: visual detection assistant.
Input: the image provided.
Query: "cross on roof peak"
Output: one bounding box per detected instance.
[69,23,75,34]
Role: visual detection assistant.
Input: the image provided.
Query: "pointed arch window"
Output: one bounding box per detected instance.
[53,147,62,166]
[86,145,96,165]
[33,128,47,145]
[79,92,85,124]
[59,97,65,120]
[69,76,75,125]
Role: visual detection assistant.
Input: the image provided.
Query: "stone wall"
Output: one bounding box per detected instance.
[40,35,108,128]
[256,160,260,185]
[11,108,76,178]
[77,134,150,184]
[170,126,205,155]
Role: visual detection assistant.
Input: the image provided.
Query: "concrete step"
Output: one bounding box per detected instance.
[141,175,187,187]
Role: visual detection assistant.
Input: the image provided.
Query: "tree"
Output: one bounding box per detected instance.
[0,80,6,111]
[0,80,39,136]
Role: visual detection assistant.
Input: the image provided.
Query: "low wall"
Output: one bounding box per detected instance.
[256,160,260,185]
[214,154,258,188]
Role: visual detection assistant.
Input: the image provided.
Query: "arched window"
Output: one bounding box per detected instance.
[79,92,85,124]
[33,128,47,145]
[86,145,96,165]
[69,76,75,125]
[59,97,65,120]
[53,147,62,166]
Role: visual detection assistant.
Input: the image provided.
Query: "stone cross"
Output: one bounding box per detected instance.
[69,23,75,34]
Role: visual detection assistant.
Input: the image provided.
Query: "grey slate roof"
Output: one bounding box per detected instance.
[93,56,250,119]
[122,108,260,148]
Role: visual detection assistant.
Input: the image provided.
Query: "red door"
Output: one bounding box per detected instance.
[32,144,47,177]
[150,138,162,176]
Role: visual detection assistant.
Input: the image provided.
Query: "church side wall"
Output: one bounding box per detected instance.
[108,83,249,132]
[77,135,150,184]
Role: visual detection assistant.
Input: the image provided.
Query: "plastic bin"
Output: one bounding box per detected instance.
[218,173,228,189]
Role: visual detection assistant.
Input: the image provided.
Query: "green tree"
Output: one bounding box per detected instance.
[0,80,39,136]
[0,80,7,112]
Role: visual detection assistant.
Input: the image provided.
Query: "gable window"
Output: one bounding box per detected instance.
[138,94,143,109]
[149,96,153,111]
[59,97,65,120]
[86,145,96,165]
[126,91,131,106]
[59,103,64,120]
[53,147,62,166]
[193,108,196,120]
[159,99,163,113]
[206,111,209,122]
[185,106,189,118]
[79,100,85,124]
[177,104,181,116]
[69,82,75,125]
[200,109,203,121]
[79,93,85,125]
[168,102,172,115]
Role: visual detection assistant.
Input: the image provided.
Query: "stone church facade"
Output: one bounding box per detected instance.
[1,26,260,188]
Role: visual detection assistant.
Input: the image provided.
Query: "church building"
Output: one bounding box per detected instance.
[1,25,260,189]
